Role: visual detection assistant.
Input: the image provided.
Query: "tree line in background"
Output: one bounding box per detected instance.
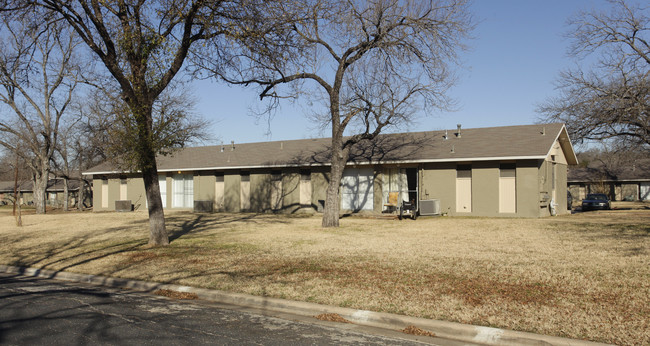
[0,0,644,245]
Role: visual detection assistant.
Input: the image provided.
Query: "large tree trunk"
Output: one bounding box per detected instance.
[142,164,168,245]
[78,179,85,211]
[33,169,48,214]
[135,102,169,246]
[322,135,348,227]
[322,158,345,227]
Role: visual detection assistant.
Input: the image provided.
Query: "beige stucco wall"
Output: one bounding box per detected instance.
[107,177,120,211]
[194,173,216,203]
[281,170,301,213]
[420,162,456,216]
[250,171,269,212]
[555,163,568,214]
[471,162,499,216]
[92,179,104,211]
[223,172,241,212]
[419,160,548,218]
[516,160,542,218]
[311,167,329,211]
[126,177,146,211]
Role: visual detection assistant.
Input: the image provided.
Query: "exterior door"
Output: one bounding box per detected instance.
[456,166,472,213]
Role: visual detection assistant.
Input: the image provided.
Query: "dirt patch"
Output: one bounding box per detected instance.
[314,313,351,323]
[402,325,436,337]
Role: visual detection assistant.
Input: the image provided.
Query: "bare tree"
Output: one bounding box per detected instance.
[81,85,208,168]
[209,0,473,227]
[19,0,266,245]
[0,12,80,214]
[538,0,649,149]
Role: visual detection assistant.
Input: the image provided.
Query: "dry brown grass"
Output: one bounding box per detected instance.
[153,289,199,300]
[0,205,648,345]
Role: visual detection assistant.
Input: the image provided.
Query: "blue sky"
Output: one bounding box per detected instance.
[190,0,609,145]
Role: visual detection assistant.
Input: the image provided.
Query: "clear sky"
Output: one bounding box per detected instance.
[190,0,610,145]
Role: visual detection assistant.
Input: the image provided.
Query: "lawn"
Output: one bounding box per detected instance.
[0,205,648,345]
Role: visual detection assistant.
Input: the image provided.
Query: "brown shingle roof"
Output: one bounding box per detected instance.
[84,123,576,174]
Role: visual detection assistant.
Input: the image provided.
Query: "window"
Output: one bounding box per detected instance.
[341,167,374,211]
[172,174,193,208]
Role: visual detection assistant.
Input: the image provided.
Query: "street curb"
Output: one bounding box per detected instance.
[0,264,609,346]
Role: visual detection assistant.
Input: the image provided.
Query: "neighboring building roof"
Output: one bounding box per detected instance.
[84,123,577,174]
[568,158,650,183]
[0,178,85,193]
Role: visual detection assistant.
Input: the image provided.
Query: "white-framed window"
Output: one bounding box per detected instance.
[341,167,374,211]
[172,174,193,208]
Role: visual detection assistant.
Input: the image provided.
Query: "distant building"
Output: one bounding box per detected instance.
[0,178,92,208]
[568,159,650,202]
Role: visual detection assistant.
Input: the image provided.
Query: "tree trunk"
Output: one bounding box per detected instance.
[142,164,168,245]
[63,178,69,211]
[132,101,169,246]
[78,179,85,211]
[33,170,48,214]
[322,158,345,227]
[15,192,22,227]
[322,136,347,227]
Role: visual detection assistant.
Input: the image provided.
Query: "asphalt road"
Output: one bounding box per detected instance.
[0,272,463,345]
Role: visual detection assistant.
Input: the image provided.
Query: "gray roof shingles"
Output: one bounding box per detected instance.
[85,123,572,174]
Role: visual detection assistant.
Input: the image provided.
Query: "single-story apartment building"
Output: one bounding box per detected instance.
[84,123,577,217]
[0,178,92,207]
[568,159,650,202]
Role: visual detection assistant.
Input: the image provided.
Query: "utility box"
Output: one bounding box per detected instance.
[419,199,440,216]
[194,200,214,213]
[115,200,133,212]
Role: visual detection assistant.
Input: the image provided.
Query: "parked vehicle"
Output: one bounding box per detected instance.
[581,193,611,211]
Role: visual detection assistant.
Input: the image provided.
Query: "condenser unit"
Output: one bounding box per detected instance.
[419,199,440,216]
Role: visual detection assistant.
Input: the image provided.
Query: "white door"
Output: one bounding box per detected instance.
[101,179,108,208]
[341,167,374,211]
[499,166,516,213]
[641,182,650,201]
[456,167,472,213]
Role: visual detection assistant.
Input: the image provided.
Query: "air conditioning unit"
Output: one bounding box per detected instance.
[419,199,440,216]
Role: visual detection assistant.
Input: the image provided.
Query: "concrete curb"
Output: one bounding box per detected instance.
[0,265,609,346]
